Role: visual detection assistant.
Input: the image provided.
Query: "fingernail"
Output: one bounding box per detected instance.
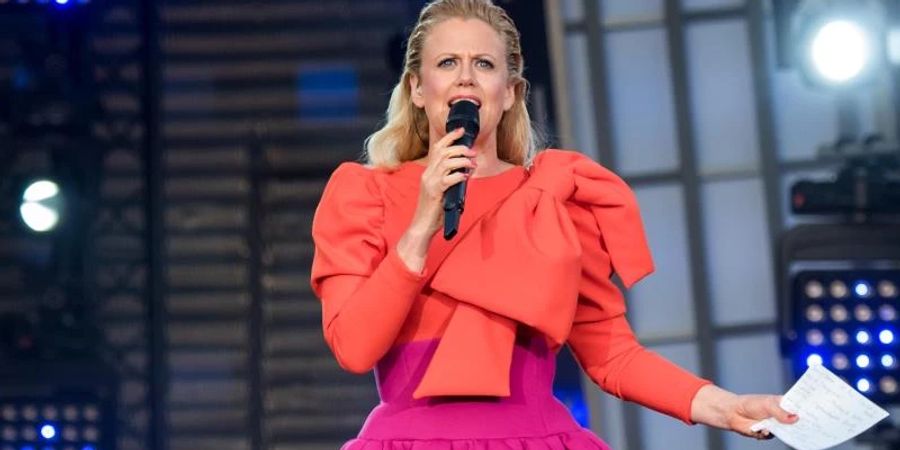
[788,414,798,420]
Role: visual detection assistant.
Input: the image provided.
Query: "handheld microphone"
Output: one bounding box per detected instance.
[443,100,480,240]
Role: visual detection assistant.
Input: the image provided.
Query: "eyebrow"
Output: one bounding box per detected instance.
[434,52,498,60]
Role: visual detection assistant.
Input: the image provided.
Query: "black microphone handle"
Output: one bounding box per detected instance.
[442,132,476,240]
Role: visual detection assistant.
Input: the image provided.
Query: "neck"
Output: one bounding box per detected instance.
[428,126,504,177]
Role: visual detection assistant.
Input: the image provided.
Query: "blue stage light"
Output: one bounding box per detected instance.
[878,280,897,298]
[55,0,69,4]
[807,353,823,367]
[787,269,900,404]
[854,304,873,322]
[856,330,871,344]
[806,329,824,346]
[856,354,871,369]
[39,425,55,440]
[880,305,897,321]
[0,400,110,450]
[857,378,872,393]
[832,353,849,370]
[831,328,849,346]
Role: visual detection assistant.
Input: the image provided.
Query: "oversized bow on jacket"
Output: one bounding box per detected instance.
[412,150,655,398]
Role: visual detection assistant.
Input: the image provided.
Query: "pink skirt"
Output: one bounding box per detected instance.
[341,331,612,449]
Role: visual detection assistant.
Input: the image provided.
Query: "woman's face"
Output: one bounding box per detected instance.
[410,17,515,150]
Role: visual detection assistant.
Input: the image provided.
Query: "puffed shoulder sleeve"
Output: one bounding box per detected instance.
[310,163,428,373]
[530,150,711,424]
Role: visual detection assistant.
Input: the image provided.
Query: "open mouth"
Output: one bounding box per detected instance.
[448,97,481,107]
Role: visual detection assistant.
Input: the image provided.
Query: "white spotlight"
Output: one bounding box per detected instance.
[807,353,823,367]
[810,20,872,83]
[19,179,63,233]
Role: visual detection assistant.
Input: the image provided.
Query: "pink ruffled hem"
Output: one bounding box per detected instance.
[341,429,611,450]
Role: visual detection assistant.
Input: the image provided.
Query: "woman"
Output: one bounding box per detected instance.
[311,0,798,448]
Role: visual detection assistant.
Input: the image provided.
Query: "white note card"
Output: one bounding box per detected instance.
[750,364,889,450]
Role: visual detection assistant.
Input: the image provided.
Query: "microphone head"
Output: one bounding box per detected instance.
[446,99,480,137]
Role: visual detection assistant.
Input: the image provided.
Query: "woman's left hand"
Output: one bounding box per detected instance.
[690,384,799,439]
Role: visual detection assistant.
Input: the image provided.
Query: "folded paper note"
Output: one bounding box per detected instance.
[751,364,889,450]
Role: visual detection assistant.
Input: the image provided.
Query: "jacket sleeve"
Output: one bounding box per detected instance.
[310,163,429,373]
[540,152,711,424]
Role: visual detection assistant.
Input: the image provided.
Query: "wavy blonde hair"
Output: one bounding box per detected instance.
[364,0,539,168]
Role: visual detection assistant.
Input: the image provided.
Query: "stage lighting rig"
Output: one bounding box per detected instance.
[790,140,900,217]
[779,139,900,448]
[0,0,92,9]
[0,360,116,450]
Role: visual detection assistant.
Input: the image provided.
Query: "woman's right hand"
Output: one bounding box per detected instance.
[396,127,476,273]
[409,127,477,238]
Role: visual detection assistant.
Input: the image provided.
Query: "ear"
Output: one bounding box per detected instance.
[409,73,425,108]
[503,81,516,111]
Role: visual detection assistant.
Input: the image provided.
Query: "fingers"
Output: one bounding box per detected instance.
[752,429,774,440]
[729,395,798,440]
[432,127,466,152]
[440,152,477,173]
[441,170,469,188]
[763,395,798,424]
[732,418,774,440]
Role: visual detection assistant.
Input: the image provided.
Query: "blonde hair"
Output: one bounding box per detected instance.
[364,0,539,168]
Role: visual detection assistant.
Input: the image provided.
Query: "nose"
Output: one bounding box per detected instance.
[456,60,475,86]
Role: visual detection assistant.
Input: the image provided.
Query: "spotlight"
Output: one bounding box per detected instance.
[810,20,871,82]
[880,330,895,345]
[805,280,825,298]
[39,424,55,439]
[831,353,850,370]
[807,353,824,367]
[879,305,897,321]
[854,281,873,298]
[830,280,849,299]
[806,305,825,322]
[854,304,873,322]
[857,330,872,345]
[790,0,886,88]
[878,280,897,298]
[858,378,872,393]
[882,354,896,369]
[882,377,898,395]
[857,354,871,369]
[21,426,36,441]
[833,353,850,370]
[807,329,825,346]
[832,328,849,346]
[831,304,849,322]
[18,179,63,233]
[22,405,37,422]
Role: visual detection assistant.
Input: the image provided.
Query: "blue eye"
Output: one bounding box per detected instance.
[476,59,494,69]
[438,58,456,67]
